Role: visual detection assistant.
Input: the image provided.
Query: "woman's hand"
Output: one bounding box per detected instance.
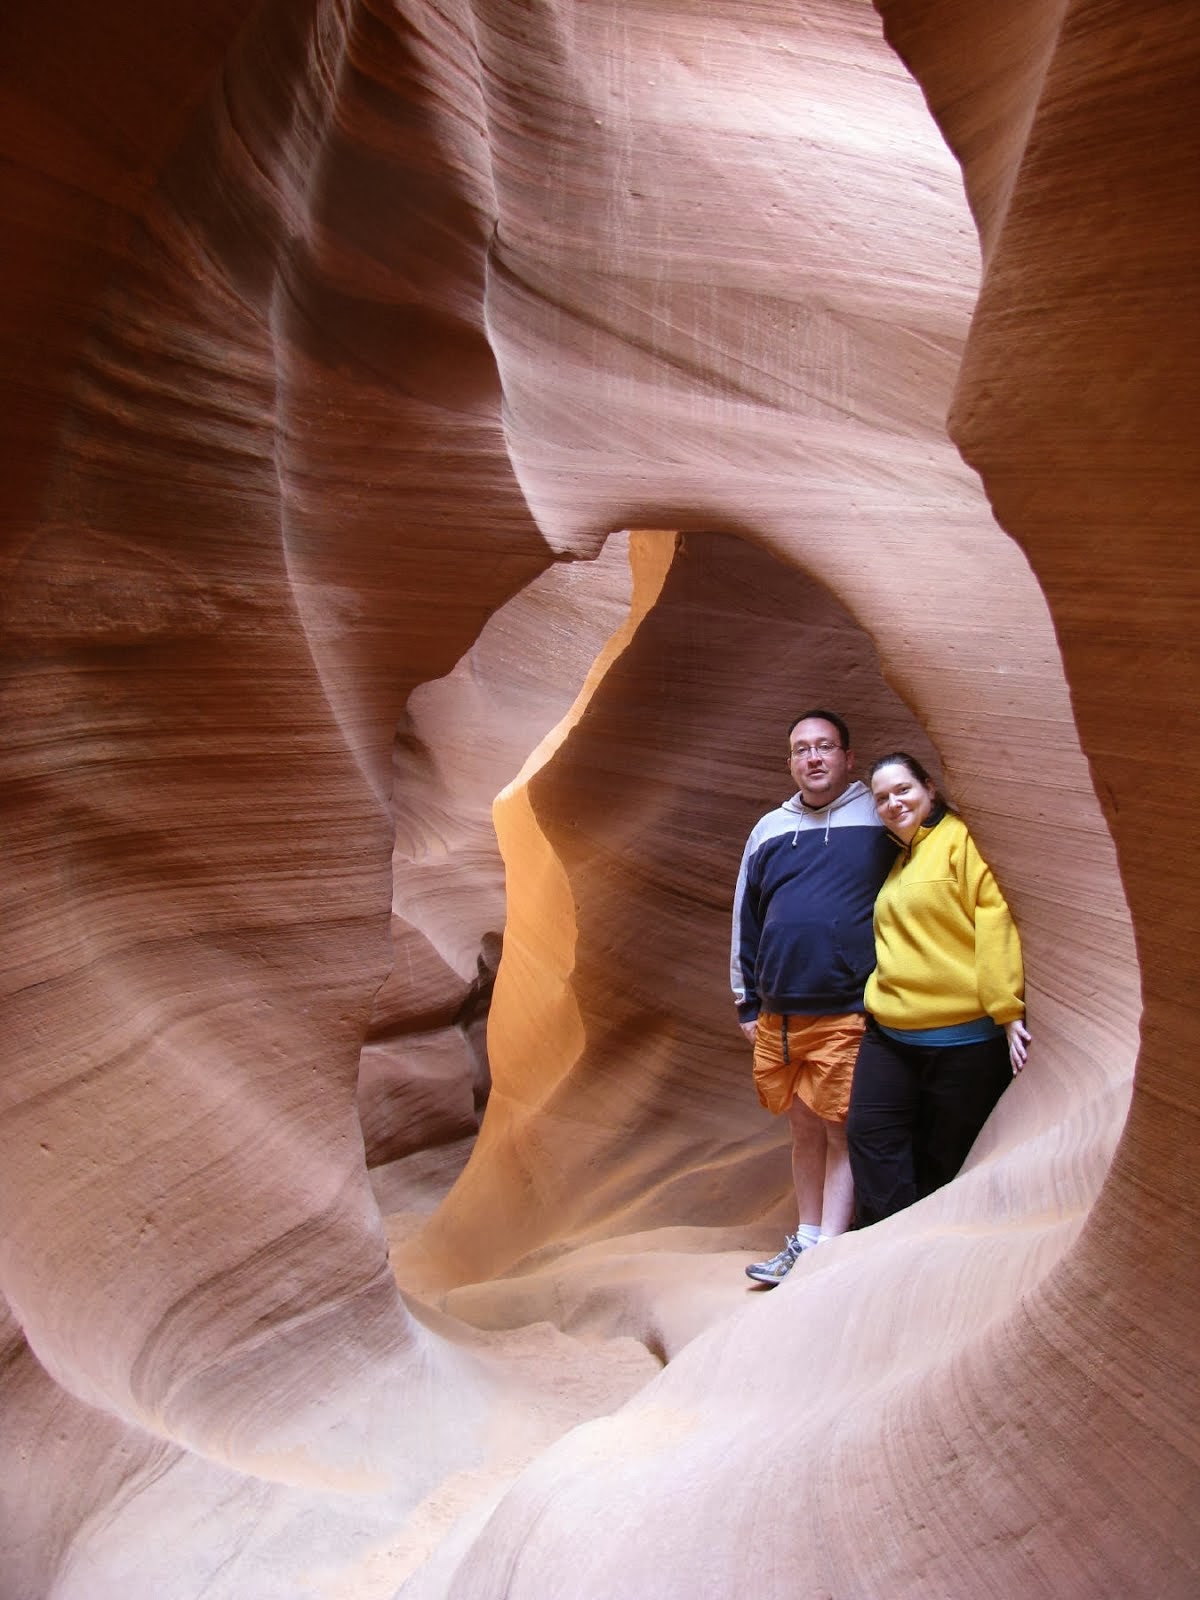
[740,1019,758,1046]
[1006,1018,1031,1073]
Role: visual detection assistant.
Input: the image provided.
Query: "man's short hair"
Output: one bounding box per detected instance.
[787,708,850,750]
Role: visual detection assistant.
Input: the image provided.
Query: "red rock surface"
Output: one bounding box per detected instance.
[1,1,1195,1596]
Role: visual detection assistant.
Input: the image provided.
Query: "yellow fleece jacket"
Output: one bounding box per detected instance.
[865,809,1024,1032]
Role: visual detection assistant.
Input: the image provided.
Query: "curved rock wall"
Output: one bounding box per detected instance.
[1,0,1194,1594]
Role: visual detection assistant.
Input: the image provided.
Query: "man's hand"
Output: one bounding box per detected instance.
[1006,1018,1031,1073]
[740,1019,758,1046]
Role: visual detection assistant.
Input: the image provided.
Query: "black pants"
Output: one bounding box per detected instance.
[847,1022,1013,1227]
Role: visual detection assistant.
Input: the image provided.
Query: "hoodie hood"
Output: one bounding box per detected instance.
[783,778,870,817]
[784,779,871,845]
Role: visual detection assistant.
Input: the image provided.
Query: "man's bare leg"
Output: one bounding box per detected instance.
[786,1094,827,1226]
[747,1090,850,1286]
[820,1119,855,1236]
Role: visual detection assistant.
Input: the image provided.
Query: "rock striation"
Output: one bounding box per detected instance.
[0,0,1195,1596]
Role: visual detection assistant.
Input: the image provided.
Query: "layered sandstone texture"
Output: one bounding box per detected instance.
[1,1,1196,1597]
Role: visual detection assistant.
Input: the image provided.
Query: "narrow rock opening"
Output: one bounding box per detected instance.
[371,527,951,1292]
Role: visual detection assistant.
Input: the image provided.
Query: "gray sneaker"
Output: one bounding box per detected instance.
[745,1231,810,1286]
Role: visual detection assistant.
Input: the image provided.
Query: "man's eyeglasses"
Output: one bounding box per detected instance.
[789,742,843,759]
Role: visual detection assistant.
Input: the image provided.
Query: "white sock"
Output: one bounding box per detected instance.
[795,1224,820,1246]
[816,1233,833,1244]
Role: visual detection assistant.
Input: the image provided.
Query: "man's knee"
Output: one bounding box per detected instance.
[786,1094,823,1145]
[787,1092,822,1127]
[789,1093,844,1150]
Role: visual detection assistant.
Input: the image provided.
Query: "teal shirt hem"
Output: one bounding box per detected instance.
[876,1016,1003,1048]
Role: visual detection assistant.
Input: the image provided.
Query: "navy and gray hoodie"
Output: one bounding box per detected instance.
[731,780,895,1024]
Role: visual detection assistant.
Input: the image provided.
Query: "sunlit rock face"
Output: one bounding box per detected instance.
[1,2,1195,1598]
[359,533,634,1166]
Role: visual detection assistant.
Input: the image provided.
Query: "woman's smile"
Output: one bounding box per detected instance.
[870,762,936,843]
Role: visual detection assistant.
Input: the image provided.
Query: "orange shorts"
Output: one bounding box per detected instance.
[752,1011,866,1124]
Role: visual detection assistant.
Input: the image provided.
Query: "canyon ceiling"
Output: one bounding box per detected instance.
[1,1,1197,1596]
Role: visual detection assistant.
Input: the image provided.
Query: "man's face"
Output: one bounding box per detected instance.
[787,717,854,807]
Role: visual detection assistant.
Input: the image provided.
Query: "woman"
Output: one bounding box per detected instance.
[846,752,1030,1226]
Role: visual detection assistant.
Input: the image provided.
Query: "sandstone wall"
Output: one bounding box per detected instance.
[1,0,1194,1595]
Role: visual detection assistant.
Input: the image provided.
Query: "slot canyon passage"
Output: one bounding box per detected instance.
[1,0,1197,1594]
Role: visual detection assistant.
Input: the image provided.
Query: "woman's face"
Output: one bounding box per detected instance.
[871,762,936,843]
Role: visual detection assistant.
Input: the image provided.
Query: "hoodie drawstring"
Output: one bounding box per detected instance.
[788,779,866,846]
[800,812,838,851]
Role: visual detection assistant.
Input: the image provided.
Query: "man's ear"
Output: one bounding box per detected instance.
[845,748,857,774]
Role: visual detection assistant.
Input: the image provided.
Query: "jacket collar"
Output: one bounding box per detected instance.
[889,799,949,853]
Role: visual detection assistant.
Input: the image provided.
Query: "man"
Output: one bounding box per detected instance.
[731,710,895,1284]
